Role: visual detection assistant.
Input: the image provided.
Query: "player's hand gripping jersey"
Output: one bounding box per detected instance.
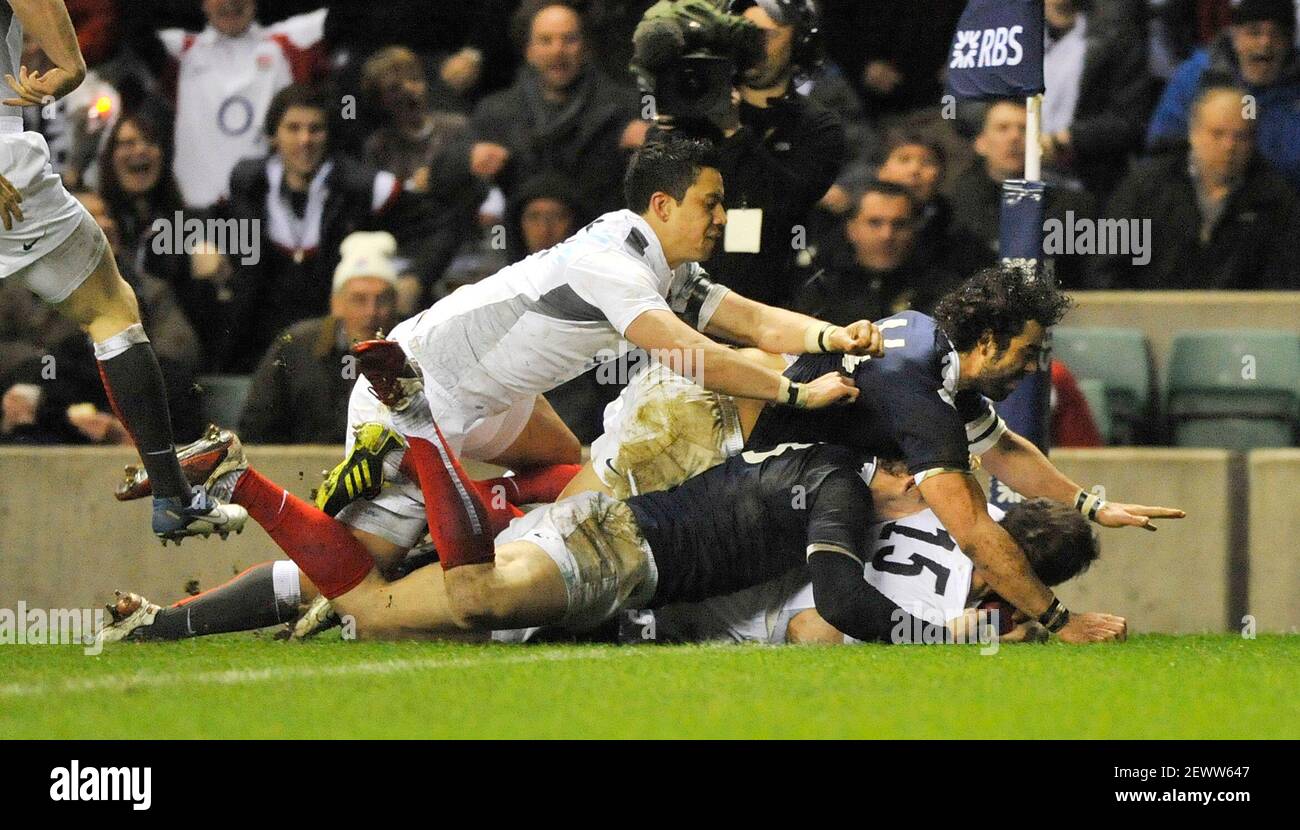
[746,311,1007,482]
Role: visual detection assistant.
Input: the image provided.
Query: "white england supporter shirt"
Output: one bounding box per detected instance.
[160,10,326,208]
[390,209,728,432]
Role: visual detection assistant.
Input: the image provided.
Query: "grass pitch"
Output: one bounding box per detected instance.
[1,634,1294,739]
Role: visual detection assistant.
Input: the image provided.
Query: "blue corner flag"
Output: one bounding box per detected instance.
[946,0,1045,100]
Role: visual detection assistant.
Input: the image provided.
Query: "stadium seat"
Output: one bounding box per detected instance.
[1052,327,1154,444]
[1166,330,1300,450]
[1074,377,1112,445]
[195,375,253,430]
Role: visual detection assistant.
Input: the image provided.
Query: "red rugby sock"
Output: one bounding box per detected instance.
[397,453,523,536]
[481,463,582,505]
[402,426,496,570]
[232,468,373,599]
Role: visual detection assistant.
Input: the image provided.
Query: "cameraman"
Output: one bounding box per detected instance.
[655,0,847,308]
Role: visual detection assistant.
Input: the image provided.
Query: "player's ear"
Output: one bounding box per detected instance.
[648,190,675,223]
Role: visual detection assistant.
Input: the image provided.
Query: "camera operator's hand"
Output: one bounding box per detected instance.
[620,119,650,150]
[470,142,510,179]
[862,60,903,96]
[713,86,742,139]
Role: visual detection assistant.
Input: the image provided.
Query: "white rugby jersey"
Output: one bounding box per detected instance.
[391,209,729,426]
[675,502,1005,644]
[160,9,326,208]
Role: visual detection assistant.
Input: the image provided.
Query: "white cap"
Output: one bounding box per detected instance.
[332,231,400,294]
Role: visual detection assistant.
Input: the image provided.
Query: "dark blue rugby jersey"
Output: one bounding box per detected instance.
[745,311,1007,479]
[627,443,877,606]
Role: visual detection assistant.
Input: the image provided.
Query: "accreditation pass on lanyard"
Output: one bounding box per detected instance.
[723,208,763,253]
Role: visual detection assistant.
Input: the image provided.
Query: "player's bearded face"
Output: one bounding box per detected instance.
[974,321,1045,401]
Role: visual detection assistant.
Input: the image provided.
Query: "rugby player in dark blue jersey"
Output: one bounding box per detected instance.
[254,436,1014,644]
[570,267,1182,643]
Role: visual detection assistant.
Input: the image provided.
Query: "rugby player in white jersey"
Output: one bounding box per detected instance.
[105,134,884,634]
[0,0,245,542]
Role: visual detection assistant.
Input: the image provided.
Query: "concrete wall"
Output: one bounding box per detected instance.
[1247,450,1300,634]
[979,449,1240,634]
[0,446,500,614]
[0,446,1289,634]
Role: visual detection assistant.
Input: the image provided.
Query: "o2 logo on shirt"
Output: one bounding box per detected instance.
[216,95,256,137]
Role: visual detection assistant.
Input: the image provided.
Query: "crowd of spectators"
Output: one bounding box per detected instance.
[3,0,1300,446]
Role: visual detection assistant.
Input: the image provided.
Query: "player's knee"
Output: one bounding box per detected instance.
[554,430,581,465]
[445,569,506,631]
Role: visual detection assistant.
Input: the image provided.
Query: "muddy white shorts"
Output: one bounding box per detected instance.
[589,362,745,499]
[495,490,658,632]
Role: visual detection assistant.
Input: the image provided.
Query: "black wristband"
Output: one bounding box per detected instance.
[1038,597,1071,633]
[817,324,833,353]
[786,381,802,407]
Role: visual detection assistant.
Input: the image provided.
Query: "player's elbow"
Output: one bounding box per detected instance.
[816,597,889,644]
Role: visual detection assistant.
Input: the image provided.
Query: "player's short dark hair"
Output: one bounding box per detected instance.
[932,266,1072,353]
[264,82,335,140]
[510,0,585,52]
[999,498,1100,587]
[880,129,947,171]
[624,135,720,213]
[855,179,919,219]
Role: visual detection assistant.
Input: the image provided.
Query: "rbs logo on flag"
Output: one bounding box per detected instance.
[950,26,1025,69]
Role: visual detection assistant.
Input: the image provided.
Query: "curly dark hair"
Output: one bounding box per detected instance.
[624,135,720,213]
[999,498,1100,587]
[931,266,1073,353]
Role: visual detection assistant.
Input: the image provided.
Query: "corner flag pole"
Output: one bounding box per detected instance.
[1025,93,1042,181]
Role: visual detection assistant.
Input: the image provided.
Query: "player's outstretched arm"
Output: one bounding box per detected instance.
[981,431,1186,531]
[624,309,858,409]
[2,0,86,107]
[702,290,884,357]
[920,471,1127,644]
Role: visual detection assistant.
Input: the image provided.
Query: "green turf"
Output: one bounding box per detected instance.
[1,634,1294,739]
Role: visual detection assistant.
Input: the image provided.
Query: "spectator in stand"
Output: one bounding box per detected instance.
[360,45,482,306]
[240,231,398,444]
[819,0,967,119]
[1051,360,1104,448]
[465,1,646,215]
[1147,0,1300,188]
[221,83,464,371]
[159,0,328,209]
[950,99,1098,288]
[874,131,995,280]
[1038,0,1155,202]
[97,107,234,361]
[1091,85,1298,289]
[503,171,587,264]
[360,46,474,186]
[68,0,120,69]
[795,181,959,325]
[0,191,202,445]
